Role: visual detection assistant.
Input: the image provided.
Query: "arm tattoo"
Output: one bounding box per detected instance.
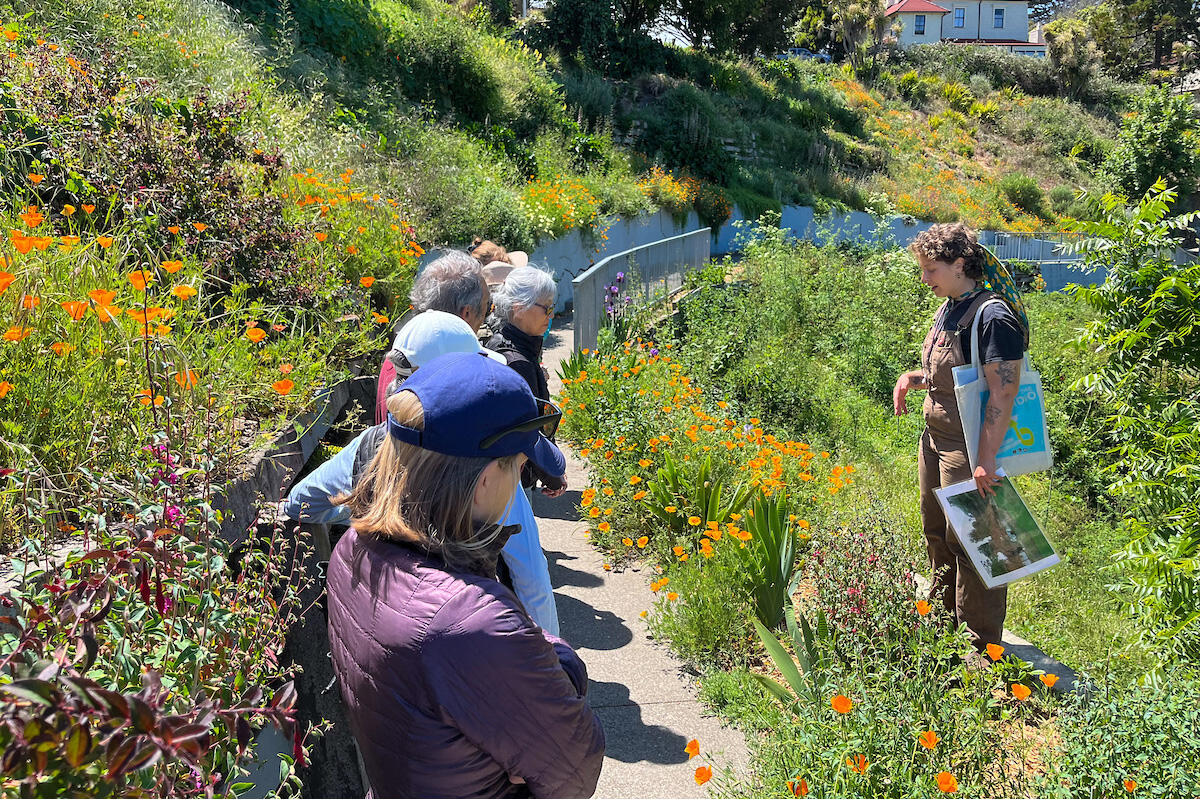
[984,404,1004,426]
[996,361,1018,387]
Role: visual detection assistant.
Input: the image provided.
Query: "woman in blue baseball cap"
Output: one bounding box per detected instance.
[325,351,604,798]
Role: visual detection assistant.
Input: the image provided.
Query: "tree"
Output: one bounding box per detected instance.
[827,0,892,73]
[1108,0,1200,72]
[1075,2,1139,79]
[1043,17,1102,101]
[1105,86,1200,199]
[542,0,664,71]
[662,0,804,56]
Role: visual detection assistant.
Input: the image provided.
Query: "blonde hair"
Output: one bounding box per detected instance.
[335,391,519,570]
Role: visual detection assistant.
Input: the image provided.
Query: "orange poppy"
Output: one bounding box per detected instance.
[622,537,633,547]
[831,694,853,714]
[161,260,183,273]
[0,272,14,294]
[915,600,932,616]
[246,327,268,343]
[1124,780,1137,793]
[632,490,647,501]
[636,536,648,548]
[96,305,121,323]
[127,270,152,291]
[27,173,44,184]
[20,295,40,310]
[174,370,200,389]
[167,225,180,234]
[694,767,712,786]
[192,222,208,232]
[1011,683,1031,701]
[0,381,11,398]
[278,363,294,374]
[666,591,678,601]
[629,475,642,484]
[597,521,611,533]
[687,516,701,526]
[371,312,389,324]
[50,342,73,356]
[96,236,114,248]
[845,754,868,774]
[359,276,375,288]
[3,31,15,41]
[787,778,809,797]
[19,207,43,227]
[918,730,939,750]
[171,285,197,300]
[82,204,95,213]
[3,326,31,342]
[10,234,33,255]
[685,739,699,759]
[314,232,328,242]
[61,300,88,320]
[1039,673,1059,689]
[936,772,958,793]
[31,236,53,252]
[126,308,163,324]
[986,643,1005,661]
[61,204,76,217]
[272,378,295,395]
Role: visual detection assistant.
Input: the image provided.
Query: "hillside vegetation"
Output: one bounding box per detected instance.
[11,0,1146,257]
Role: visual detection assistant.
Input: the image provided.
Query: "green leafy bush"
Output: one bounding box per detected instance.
[998,173,1047,218]
[1104,85,1200,199]
[940,81,976,113]
[1040,668,1200,797]
[1067,182,1200,670]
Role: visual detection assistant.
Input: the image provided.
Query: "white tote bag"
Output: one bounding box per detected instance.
[952,299,1053,476]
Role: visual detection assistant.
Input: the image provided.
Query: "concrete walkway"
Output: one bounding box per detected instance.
[534,314,749,798]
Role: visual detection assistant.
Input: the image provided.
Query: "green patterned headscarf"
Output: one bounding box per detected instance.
[979,245,1030,349]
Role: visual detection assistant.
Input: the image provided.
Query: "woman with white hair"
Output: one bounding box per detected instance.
[485,266,566,636]
[487,266,564,496]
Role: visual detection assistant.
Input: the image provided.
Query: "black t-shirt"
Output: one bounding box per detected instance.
[939,294,1025,365]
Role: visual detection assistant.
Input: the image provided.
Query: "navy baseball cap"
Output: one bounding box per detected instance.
[386,351,565,478]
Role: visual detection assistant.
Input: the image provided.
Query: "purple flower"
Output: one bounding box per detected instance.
[165,505,184,526]
[624,297,632,304]
[650,348,659,356]
[616,272,625,282]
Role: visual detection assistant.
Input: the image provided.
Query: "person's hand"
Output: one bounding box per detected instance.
[541,476,567,498]
[973,458,1000,497]
[893,373,924,416]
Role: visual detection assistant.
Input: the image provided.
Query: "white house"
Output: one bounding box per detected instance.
[885,0,1047,56]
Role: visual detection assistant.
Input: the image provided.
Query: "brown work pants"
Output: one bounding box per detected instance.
[918,428,1008,649]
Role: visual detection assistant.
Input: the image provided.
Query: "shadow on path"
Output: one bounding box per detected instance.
[531,489,583,521]
[546,549,604,590]
[555,594,632,651]
[588,680,691,765]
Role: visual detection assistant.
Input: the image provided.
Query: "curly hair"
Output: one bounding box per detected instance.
[910,223,985,280]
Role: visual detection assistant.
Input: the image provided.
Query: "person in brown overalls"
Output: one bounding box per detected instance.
[892,223,1025,650]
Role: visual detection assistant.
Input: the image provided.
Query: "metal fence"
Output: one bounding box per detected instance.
[981,231,1084,263]
[571,228,711,353]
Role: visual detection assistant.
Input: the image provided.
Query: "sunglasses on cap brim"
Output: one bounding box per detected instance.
[479,399,562,450]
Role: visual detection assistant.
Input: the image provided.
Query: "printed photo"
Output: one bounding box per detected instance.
[934,473,1059,589]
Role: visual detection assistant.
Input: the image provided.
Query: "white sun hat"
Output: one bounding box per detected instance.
[391,310,507,367]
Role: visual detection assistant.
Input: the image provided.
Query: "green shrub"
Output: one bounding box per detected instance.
[1040,668,1200,798]
[1104,85,1200,199]
[940,81,976,113]
[998,173,1047,218]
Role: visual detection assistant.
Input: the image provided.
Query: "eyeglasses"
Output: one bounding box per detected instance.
[532,302,554,317]
[479,398,562,450]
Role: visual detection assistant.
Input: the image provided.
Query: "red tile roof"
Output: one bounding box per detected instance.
[885,0,950,15]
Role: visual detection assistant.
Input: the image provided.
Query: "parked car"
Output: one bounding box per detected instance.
[775,47,832,63]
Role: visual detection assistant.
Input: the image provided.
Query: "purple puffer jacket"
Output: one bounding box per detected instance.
[327,529,605,798]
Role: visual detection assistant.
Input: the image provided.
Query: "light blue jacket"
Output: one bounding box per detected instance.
[284,431,560,635]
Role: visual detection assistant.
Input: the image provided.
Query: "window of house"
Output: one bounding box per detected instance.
[954,7,965,27]
[914,14,926,34]
[994,7,1004,27]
